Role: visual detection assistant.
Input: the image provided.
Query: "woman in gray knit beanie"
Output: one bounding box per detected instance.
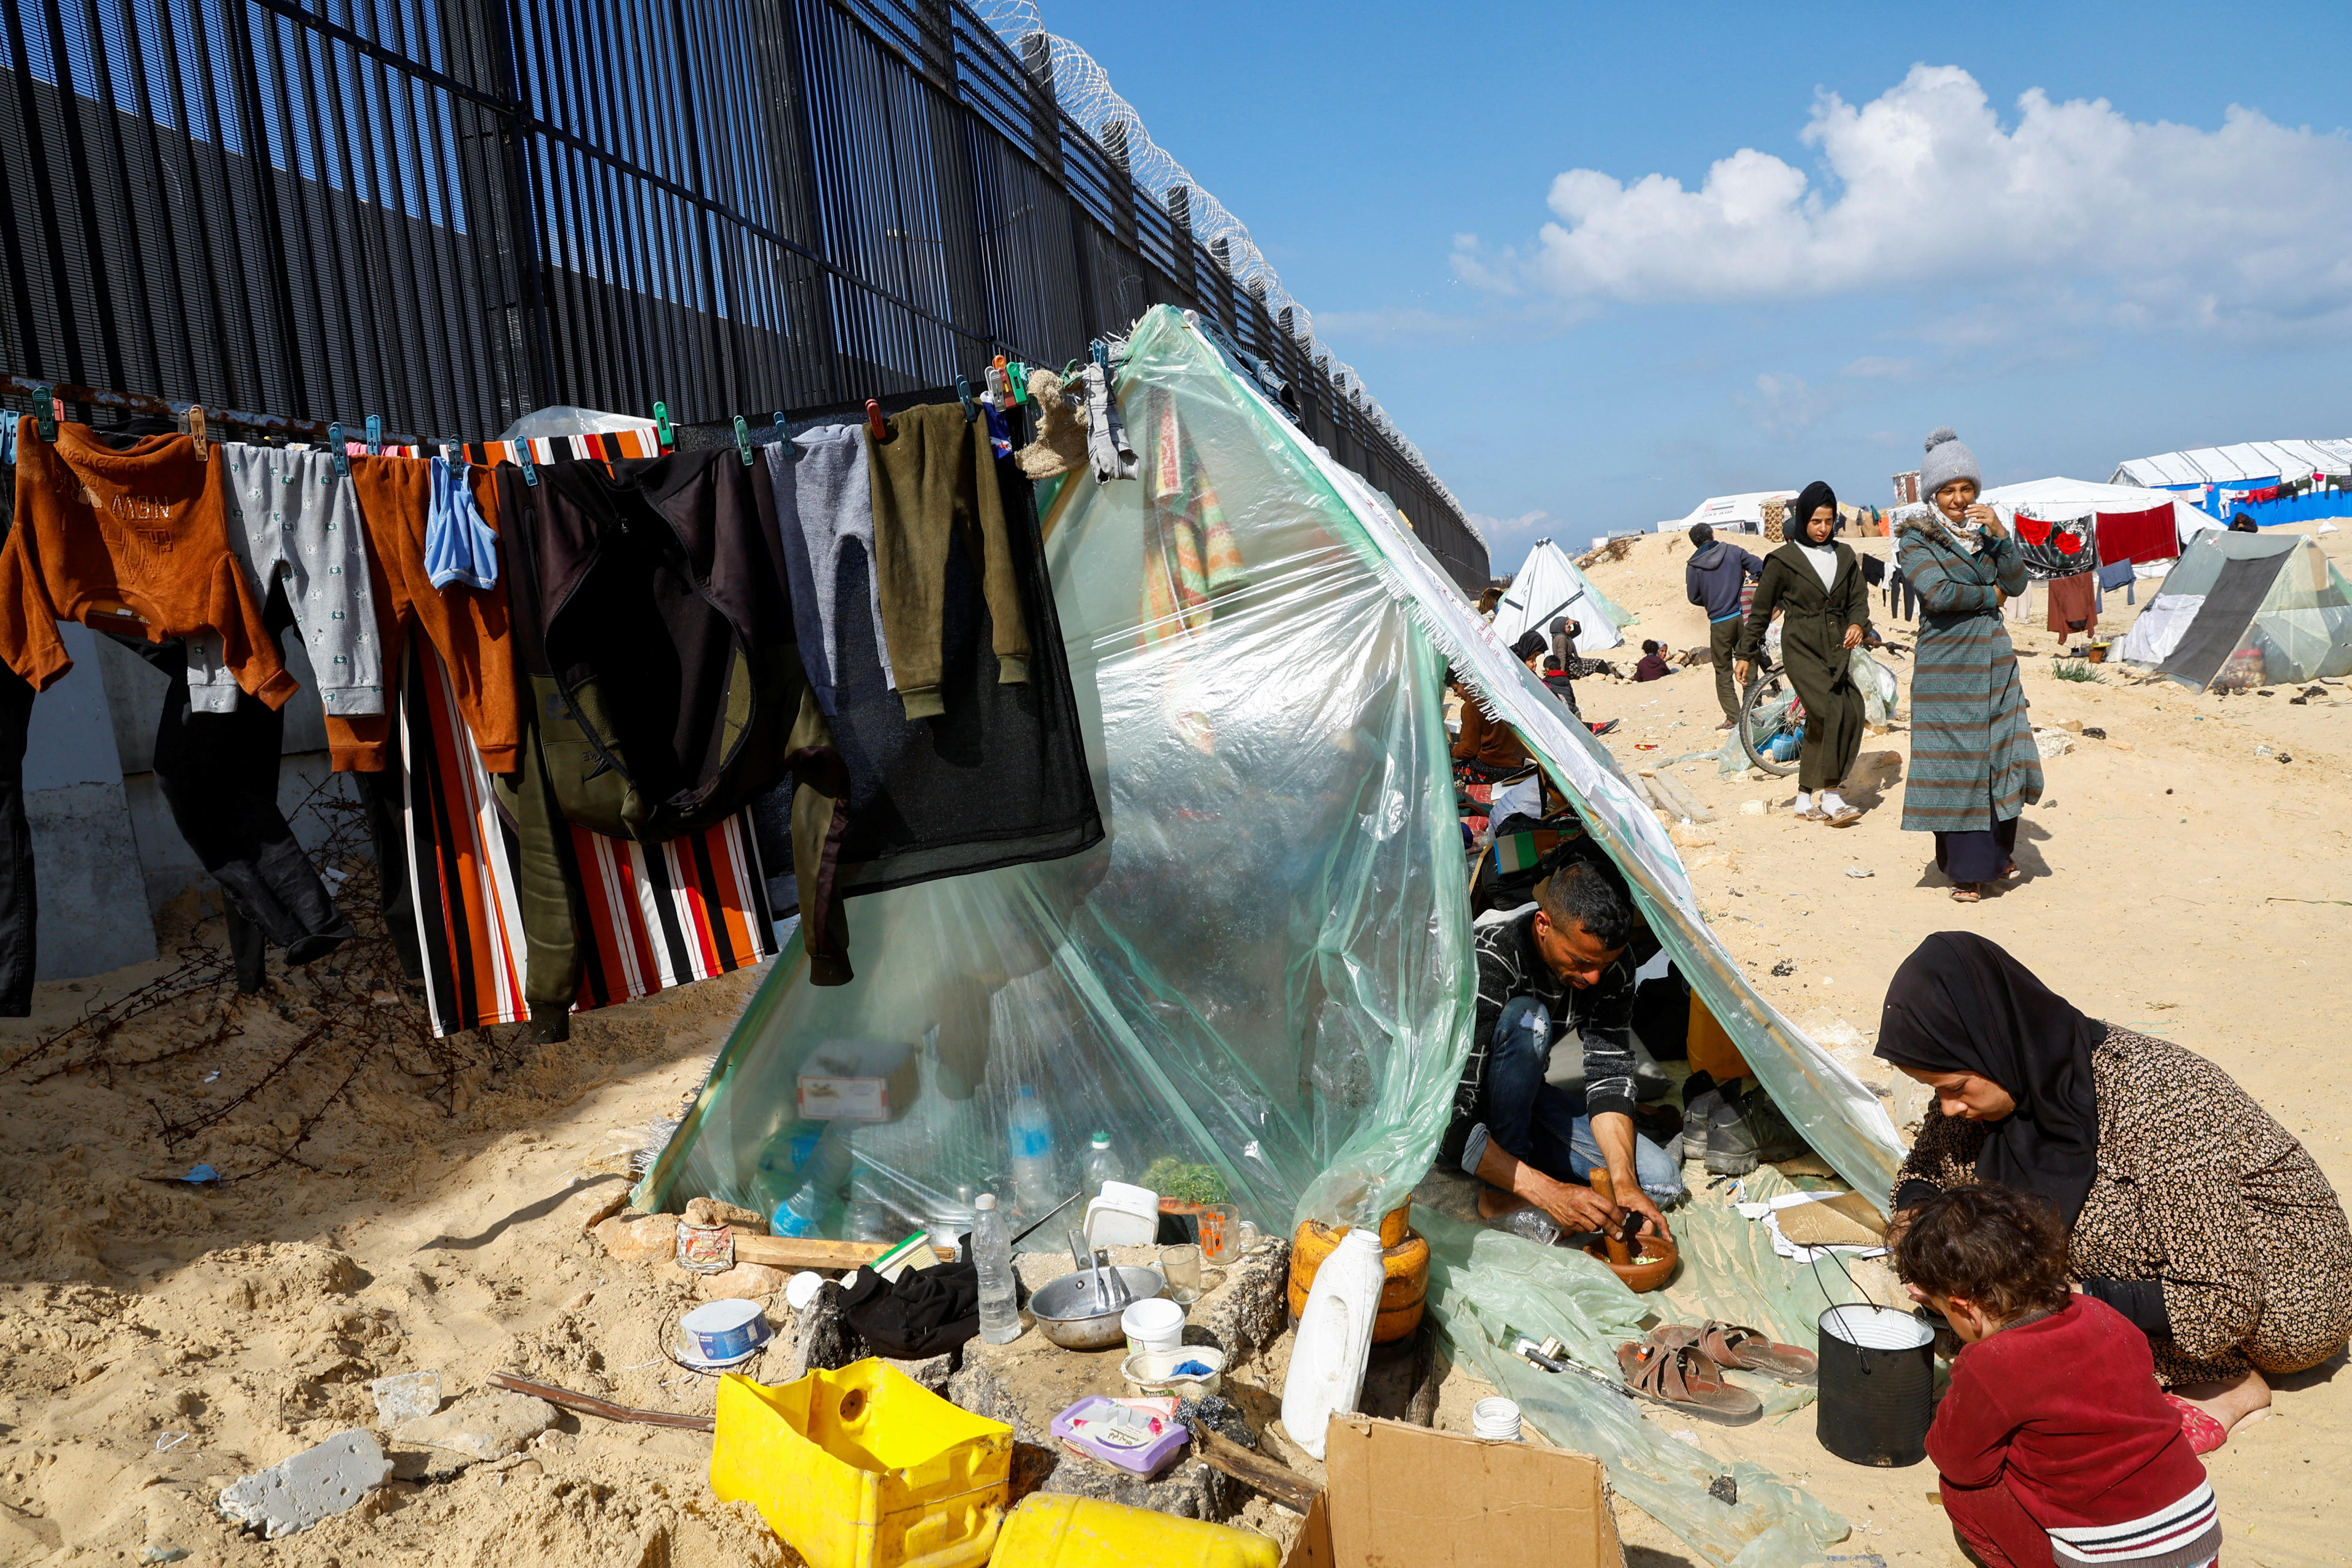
[1892,428,2041,901]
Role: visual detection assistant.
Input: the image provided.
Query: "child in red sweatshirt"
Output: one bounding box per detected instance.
[1895,1185,2220,1568]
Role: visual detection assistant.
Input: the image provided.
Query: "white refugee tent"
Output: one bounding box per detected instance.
[1977,476,2211,550]
[2115,531,2352,686]
[1490,538,1626,653]
[1657,489,1794,534]
[2111,438,2352,488]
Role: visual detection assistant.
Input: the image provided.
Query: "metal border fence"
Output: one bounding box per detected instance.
[0,0,1486,586]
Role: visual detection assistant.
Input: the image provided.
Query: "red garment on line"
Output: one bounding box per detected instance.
[2046,570,2098,635]
[2095,503,2178,566]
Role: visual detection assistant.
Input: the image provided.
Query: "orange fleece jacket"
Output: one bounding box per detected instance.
[326,455,520,772]
[0,418,294,705]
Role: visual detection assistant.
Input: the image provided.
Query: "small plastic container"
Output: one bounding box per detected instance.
[1120,1346,1226,1399]
[1050,1395,1188,1480]
[679,1298,771,1363]
[1120,1297,1184,1356]
[1084,1180,1161,1249]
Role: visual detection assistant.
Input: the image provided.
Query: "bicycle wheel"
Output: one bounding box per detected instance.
[1739,669,1804,777]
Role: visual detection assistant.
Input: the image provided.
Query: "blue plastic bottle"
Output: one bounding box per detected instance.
[1008,1086,1059,1218]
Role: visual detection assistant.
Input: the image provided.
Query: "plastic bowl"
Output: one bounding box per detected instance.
[1120,1345,1226,1399]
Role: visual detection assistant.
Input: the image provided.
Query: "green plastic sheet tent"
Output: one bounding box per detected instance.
[635,305,1902,1565]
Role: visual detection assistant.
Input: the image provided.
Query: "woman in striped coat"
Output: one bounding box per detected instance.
[1894,430,2041,901]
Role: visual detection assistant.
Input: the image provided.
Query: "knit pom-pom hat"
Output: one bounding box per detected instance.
[1919,426,1980,498]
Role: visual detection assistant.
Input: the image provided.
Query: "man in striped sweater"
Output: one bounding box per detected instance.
[1438,861,1685,1241]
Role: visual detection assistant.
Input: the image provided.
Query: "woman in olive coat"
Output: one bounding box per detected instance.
[1735,480,1871,825]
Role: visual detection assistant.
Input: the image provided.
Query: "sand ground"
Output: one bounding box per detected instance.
[0,520,2345,1566]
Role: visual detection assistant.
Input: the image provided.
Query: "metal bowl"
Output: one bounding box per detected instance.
[1026,1266,1167,1351]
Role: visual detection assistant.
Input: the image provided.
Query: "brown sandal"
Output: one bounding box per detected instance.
[1950,883,1982,902]
[1655,1321,1818,1384]
[1615,1340,1763,1425]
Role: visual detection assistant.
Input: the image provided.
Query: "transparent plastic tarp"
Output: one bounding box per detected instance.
[1420,1211,1853,1568]
[636,305,1472,1240]
[2135,532,2352,684]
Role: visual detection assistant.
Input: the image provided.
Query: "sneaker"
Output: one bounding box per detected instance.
[1702,1086,1810,1176]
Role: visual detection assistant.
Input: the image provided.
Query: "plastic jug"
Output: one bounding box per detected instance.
[990,1494,1278,1568]
[1279,1225,1383,1460]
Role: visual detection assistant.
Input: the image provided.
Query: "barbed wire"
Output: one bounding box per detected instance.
[974,3,1468,526]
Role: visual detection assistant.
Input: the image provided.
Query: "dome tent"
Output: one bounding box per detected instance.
[632,306,1894,1567]
[2116,530,2352,688]
[1490,537,1629,653]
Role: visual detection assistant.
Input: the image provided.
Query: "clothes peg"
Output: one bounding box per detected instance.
[188,405,207,461]
[32,384,55,442]
[957,374,977,422]
[654,400,673,451]
[865,398,889,443]
[733,414,755,466]
[1090,339,1110,370]
[517,442,539,487]
[773,412,797,459]
[1007,363,1028,405]
[326,421,350,477]
[365,414,381,455]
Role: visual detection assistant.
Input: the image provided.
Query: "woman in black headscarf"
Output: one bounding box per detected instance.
[1734,481,1871,825]
[1876,932,2352,1450]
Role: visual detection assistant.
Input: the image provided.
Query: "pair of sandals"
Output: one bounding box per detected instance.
[1951,860,2024,903]
[1799,803,1864,828]
[1615,1321,1819,1425]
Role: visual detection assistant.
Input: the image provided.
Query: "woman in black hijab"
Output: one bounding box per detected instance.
[1734,480,1871,825]
[1876,932,2352,1450]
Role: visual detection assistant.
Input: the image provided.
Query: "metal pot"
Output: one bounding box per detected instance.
[1027,1266,1167,1351]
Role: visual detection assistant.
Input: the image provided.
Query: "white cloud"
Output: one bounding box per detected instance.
[1455,66,2352,337]
[1466,509,1565,558]
[1739,372,1835,435]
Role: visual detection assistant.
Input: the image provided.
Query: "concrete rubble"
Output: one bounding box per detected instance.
[217,1429,392,1539]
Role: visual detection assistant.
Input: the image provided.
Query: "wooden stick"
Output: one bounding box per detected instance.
[1589,1169,1631,1266]
[489,1372,715,1433]
[730,1234,956,1270]
[1184,1418,1321,1515]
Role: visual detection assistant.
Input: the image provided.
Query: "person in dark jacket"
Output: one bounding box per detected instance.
[1685,523,1764,727]
[1633,640,1670,682]
[1735,480,1871,826]
[2228,511,2259,533]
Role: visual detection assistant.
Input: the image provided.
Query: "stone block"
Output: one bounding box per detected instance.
[696,1262,787,1301]
[367,1369,443,1425]
[1190,1238,1290,1362]
[217,1429,391,1539]
[684,1196,768,1233]
[391,1389,558,1462]
[594,1214,676,1264]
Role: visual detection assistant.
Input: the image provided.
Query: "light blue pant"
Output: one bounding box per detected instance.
[1486,996,1686,1204]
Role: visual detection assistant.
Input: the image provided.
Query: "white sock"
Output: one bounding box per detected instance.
[1791,791,1812,814]
[1820,791,1847,813]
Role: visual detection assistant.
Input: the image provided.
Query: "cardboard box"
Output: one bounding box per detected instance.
[1283,1416,1623,1568]
[795,1039,917,1123]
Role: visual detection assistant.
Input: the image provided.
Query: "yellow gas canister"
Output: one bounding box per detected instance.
[711,1361,1012,1568]
[989,1495,1279,1568]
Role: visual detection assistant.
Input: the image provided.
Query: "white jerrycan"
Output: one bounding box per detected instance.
[1279,1226,1384,1460]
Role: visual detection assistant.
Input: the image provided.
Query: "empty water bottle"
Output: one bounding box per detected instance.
[1008,1086,1059,1216]
[973,1193,1022,1344]
[771,1125,851,1238]
[1081,1130,1125,1194]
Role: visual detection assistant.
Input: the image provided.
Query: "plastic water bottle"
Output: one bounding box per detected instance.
[1081,1130,1124,1194]
[973,1193,1022,1344]
[771,1125,851,1238]
[1500,1208,1562,1246]
[1008,1086,1058,1216]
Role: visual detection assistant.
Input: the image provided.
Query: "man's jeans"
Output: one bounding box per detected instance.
[1482,997,1686,1203]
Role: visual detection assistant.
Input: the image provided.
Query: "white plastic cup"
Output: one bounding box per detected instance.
[1121,1297,1185,1356]
[1471,1396,1523,1443]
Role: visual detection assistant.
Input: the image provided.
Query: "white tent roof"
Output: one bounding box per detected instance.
[1661,489,1795,532]
[1490,539,1624,653]
[1978,476,2211,548]
[2110,438,2352,488]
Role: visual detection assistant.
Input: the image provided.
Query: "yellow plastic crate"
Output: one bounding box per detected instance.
[711,1360,1012,1568]
[991,1495,1279,1568]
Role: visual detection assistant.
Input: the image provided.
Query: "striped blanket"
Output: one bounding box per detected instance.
[1893,509,2042,835]
[397,425,776,1036]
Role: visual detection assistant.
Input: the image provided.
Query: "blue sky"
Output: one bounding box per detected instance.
[1050,3,2352,565]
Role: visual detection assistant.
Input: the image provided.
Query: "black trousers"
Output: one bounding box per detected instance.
[152,674,354,992]
[0,665,33,1015]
